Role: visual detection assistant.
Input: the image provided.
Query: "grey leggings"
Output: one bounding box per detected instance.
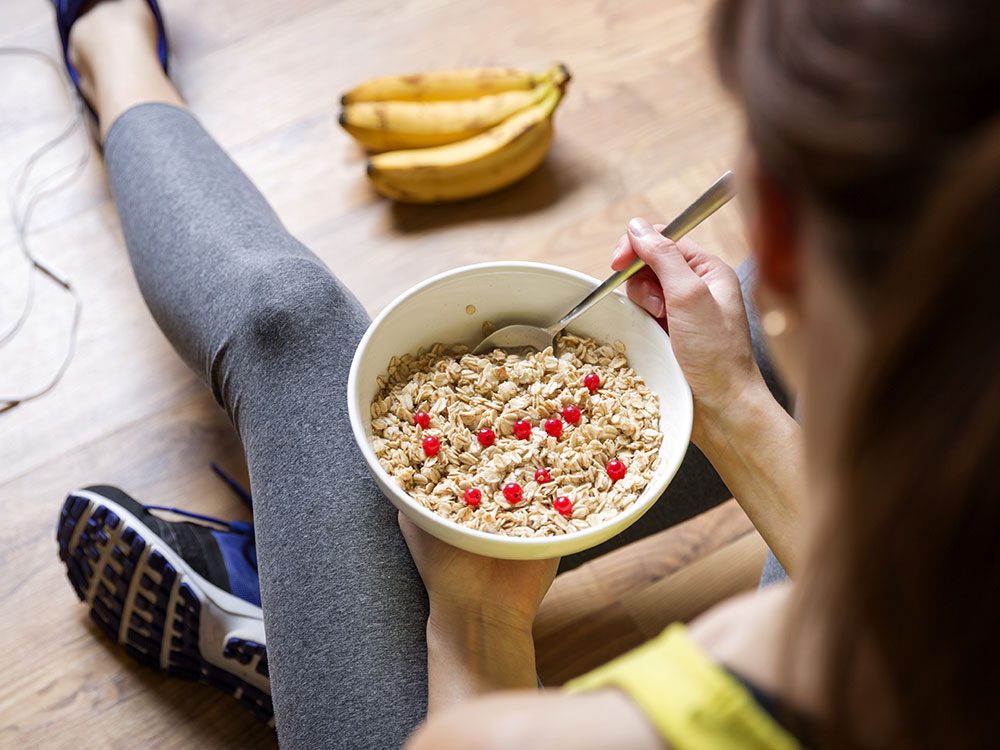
[104,104,787,749]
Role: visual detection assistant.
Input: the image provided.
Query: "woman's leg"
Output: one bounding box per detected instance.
[72,6,427,748]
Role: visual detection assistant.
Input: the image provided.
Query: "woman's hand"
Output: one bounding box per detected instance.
[613,219,804,570]
[398,512,557,630]
[399,513,558,709]
[611,217,767,445]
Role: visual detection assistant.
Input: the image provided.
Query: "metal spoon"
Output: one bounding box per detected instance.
[473,170,738,354]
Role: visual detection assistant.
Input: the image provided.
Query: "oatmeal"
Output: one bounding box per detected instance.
[369,333,662,537]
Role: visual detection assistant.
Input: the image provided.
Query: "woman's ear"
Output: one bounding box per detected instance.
[743,154,800,296]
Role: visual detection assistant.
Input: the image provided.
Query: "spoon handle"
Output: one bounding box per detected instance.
[548,170,738,336]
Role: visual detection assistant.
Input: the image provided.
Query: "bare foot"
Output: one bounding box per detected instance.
[65,0,183,139]
[68,0,160,105]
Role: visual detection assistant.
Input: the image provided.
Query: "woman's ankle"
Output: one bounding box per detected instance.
[67,0,184,139]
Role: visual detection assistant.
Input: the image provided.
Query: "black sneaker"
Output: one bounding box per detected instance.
[56,485,272,724]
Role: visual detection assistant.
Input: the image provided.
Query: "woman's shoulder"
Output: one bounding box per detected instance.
[560,584,811,750]
[690,582,824,724]
[688,580,793,659]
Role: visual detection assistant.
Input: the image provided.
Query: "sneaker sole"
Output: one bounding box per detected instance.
[56,488,273,724]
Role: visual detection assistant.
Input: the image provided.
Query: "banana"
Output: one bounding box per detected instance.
[365,85,563,203]
[366,125,554,203]
[339,65,569,152]
[341,65,567,104]
[340,84,552,153]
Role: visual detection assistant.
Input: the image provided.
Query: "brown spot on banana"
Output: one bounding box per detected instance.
[553,63,572,89]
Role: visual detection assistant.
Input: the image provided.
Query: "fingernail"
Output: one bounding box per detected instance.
[628,217,653,237]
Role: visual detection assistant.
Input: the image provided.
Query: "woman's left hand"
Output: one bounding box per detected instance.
[398,512,558,631]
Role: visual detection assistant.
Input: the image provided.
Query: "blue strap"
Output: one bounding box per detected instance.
[210,462,253,507]
[143,504,252,535]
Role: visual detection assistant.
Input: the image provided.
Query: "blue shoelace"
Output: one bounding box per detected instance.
[210,462,253,506]
[142,463,254,535]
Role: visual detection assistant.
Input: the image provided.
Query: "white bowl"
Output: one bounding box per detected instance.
[347,262,693,560]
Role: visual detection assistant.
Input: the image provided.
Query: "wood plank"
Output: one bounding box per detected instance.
[623,531,767,639]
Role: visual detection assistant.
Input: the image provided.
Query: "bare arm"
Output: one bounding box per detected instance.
[424,613,538,711]
[613,219,803,571]
[694,378,803,570]
[407,690,666,750]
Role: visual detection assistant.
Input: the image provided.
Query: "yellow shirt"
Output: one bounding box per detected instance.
[565,623,802,750]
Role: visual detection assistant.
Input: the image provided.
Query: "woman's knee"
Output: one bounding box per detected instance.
[233,256,368,359]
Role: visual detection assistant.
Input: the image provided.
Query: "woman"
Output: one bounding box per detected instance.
[54,0,998,747]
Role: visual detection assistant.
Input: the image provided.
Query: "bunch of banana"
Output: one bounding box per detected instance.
[339,64,570,203]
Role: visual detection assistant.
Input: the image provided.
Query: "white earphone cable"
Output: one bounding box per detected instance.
[0,46,90,414]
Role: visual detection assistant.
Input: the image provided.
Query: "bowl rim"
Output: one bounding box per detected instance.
[346,260,693,550]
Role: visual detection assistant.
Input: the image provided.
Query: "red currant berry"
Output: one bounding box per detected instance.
[463,487,482,507]
[561,404,582,424]
[422,435,440,457]
[502,482,523,504]
[584,372,601,393]
[534,468,552,484]
[554,496,573,517]
[413,411,430,428]
[543,418,563,438]
[606,459,627,481]
[513,420,532,440]
[477,428,496,448]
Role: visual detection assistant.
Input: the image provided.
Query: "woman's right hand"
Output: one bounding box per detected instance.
[611,217,767,446]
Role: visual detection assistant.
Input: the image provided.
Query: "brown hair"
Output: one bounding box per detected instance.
[711,1,1000,747]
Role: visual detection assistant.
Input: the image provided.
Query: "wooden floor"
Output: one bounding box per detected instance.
[0,0,764,747]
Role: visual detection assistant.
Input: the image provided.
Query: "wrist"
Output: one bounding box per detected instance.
[428,592,538,635]
[692,374,778,462]
[428,602,535,646]
[426,607,538,704]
